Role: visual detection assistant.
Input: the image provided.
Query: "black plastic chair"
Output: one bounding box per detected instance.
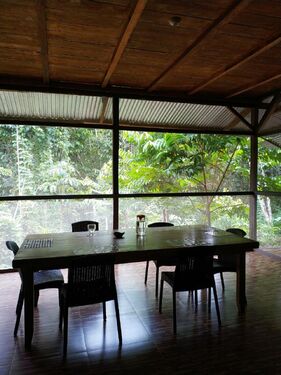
[71,220,99,232]
[6,241,64,336]
[213,228,247,290]
[159,254,221,334]
[144,222,175,297]
[59,259,122,357]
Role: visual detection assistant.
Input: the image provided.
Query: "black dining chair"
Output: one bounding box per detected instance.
[71,220,106,321]
[144,222,175,297]
[59,259,122,357]
[159,254,221,334]
[6,240,64,336]
[71,220,99,232]
[213,228,247,291]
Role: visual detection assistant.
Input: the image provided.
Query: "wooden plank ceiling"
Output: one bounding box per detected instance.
[0,0,281,133]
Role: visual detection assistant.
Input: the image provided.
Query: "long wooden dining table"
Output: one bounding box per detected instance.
[13,225,259,349]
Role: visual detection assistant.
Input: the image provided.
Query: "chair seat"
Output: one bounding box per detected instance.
[213,259,236,273]
[153,257,177,268]
[162,271,215,291]
[34,270,64,289]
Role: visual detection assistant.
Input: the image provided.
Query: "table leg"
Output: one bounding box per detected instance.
[22,269,34,349]
[236,252,247,313]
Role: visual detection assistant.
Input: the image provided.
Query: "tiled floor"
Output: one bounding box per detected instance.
[1,250,281,375]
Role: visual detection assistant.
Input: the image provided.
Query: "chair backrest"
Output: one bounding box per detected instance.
[6,241,19,255]
[226,228,246,237]
[71,220,99,232]
[67,261,116,307]
[219,228,247,264]
[174,255,214,291]
[148,222,174,228]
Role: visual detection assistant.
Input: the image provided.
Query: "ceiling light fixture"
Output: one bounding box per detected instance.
[169,16,182,27]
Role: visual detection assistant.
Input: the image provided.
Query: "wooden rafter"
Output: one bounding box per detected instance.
[99,97,109,124]
[260,126,281,136]
[36,0,49,84]
[260,137,281,148]
[101,0,148,88]
[256,92,281,133]
[227,73,281,98]
[224,108,251,131]
[147,0,252,92]
[189,34,281,95]
[227,107,252,130]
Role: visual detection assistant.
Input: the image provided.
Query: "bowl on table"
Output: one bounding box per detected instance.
[113,232,125,239]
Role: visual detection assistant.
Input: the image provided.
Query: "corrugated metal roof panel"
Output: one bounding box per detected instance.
[0,91,252,132]
[0,91,113,123]
[264,133,281,148]
[119,99,237,130]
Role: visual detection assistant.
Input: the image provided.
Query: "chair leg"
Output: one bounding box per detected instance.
[103,302,107,321]
[114,297,122,344]
[59,288,63,332]
[159,279,164,313]
[144,261,149,284]
[172,289,177,335]
[59,306,63,332]
[155,266,160,298]
[34,290,39,307]
[208,288,211,313]
[14,290,24,337]
[63,306,69,358]
[220,272,225,291]
[195,290,198,309]
[212,283,221,326]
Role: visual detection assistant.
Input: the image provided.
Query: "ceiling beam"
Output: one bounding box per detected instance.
[99,97,109,124]
[256,91,281,133]
[0,117,252,135]
[227,107,252,130]
[189,34,281,95]
[101,0,148,88]
[223,108,251,130]
[0,81,269,109]
[259,126,281,136]
[147,0,252,92]
[36,0,49,84]
[227,72,281,98]
[260,137,281,148]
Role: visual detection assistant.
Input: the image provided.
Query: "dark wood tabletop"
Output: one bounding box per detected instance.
[13,225,259,270]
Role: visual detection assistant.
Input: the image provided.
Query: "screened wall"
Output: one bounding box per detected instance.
[0,93,278,269]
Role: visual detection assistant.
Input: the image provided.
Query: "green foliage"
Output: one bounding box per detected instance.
[1,125,281,269]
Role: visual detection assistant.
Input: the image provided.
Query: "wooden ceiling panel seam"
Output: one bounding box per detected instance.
[36,0,49,84]
[101,0,148,88]
[146,0,253,92]
[227,72,281,98]
[188,33,281,96]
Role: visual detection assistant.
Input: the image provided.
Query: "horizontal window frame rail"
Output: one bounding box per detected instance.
[257,191,281,196]
[119,192,254,198]
[119,125,253,136]
[0,119,112,129]
[0,191,254,202]
[0,83,269,109]
[0,121,252,136]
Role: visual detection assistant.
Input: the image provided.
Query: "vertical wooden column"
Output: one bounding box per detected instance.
[250,109,258,239]
[112,96,119,230]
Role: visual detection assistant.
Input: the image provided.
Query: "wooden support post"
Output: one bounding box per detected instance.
[113,97,119,230]
[250,109,258,240]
